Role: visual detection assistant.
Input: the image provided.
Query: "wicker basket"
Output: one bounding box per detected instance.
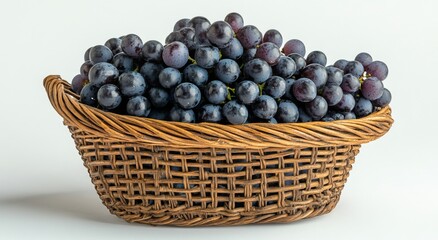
[44,75,393,226]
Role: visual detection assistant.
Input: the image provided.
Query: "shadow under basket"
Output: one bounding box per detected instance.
[44,75,393,226]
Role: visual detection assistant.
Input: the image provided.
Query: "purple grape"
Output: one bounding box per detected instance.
[282,39,306,56]
[140,62,164,87]
[183,64,209,87]
[198,104,222,123]
[326,66,343,86]
[288,53,306,72]
[306,51,327,66]
[173,18,190,31]
[372,88,392,108]
[240,48,257,63]
[298,107,312,122]
[236,25,262,49]
[361,77,384,100]
[97,84,122,110]
[224,12,244,33]
[300,63,328,90]
[220,38,244,60]
[188,16,211,33]
[162,41,189,69]
[366,61,389,80]
[283,78,296,100]
[305,96,328,120]
[206,21,234,48]
[84,47,91,61]
[334,59,348,70]
[321,85,343,106]
[205,80,228,104]
[263,76,286,99]
[147,87,170,108]
[88,62,119,87]
[142,40,163,62]
[80,83,99,106]
[177,27,196,49]
[343,112,356,119]
[104,38,122,55]
[354,97,373,117]
[335,93,356,112]
[223,100,248,124]
[170,105,196,123]
[341,74,360,93]
[71,74,88,94]
[80,60,93,78]
[126,96,151,117]
[89,45,113,64]
[215,59,240,84]
[344,61,364,78]
[118,71,146,97]
[112,53,135,73]
[121,34,143,58]
[243,58,272,83]
[194,46,220,69]
[159,67,182,89]
[275,100,299,123]
[255,42,281,65]
[273,56,297,78]
[174,82,201,109]
[263,29,283,47]
[292,78,317,102]
[236,80,259,104]
[252,95,278,119]
[331,112,345,120]
[355,52,373,67]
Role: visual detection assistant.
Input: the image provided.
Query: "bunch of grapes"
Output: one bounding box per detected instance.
[71,12,391,124]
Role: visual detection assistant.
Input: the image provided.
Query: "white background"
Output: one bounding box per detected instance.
[1,0,437,239]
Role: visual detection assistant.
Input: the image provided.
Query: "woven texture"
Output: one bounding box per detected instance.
[44,75,393,226]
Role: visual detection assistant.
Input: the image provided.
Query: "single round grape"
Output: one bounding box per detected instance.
[236,80,259,104]
[176,27,196,49]
[220,38,244,60]
[300,63,328,90]
[292,78,317,102]
[140,62,164,87]
[341,73,360,93]
[263,29,283,47]
[321,85,343,106]
[84,47,91,61]
[243,58,272,83]
[183,64,209,87]
[148,87,170,108]
[224,12,244,33]
[343,112,356,119]
[355,52,373,67]
[306,50,327,66]
[333,59,349,70]
[366,61,389,80]
[206,21,234,48]
[344,61,364,78]
[165,31,181,44]
[283,78,296,100]
[223,100,248,124]
[104,38,122,55]
[170,105,196,123]
[263,76,286,99]
[159,67,182,89]
[72,74,88,94]
[255,42,281,65]
[236,25,262,49]
[88,62,119,87]
[361,77,384,100]
[126,96,151,117]
[215,59,240,84]
[326,66,343,86]
[188,16,211,33]
[331,112,345,120]
[80,60,93,78]
[121,34,143,58]
[240,48,257,63]
[162,41,189,69]
[142,40,163,62]
[282,39,306,56]
[194,46,220,69]
[252,95,278,119]
[193,31,211,48]
[298,107,312,122]
[372,88,392,108]
[89,45,113,64]
[288,53,306,72]
[305,96,328,120]
[335,93,356,112]
[273,56,297,78]
[173,18,190,31]
[118,71,146,97]
[80,83,99,106]
[97,84,122,110]
[198,104,222,123]
[112,52,135,73]
[354,97,373,118]
[205,80,228,104]
[174,82,201,109]
[275,100,299,123]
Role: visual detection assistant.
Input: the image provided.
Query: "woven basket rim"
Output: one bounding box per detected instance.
[44,75,393,149]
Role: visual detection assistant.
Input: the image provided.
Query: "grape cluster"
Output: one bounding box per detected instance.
[71,12,391,124]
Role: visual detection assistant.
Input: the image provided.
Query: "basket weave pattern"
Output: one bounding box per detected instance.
[44,75,393,226]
